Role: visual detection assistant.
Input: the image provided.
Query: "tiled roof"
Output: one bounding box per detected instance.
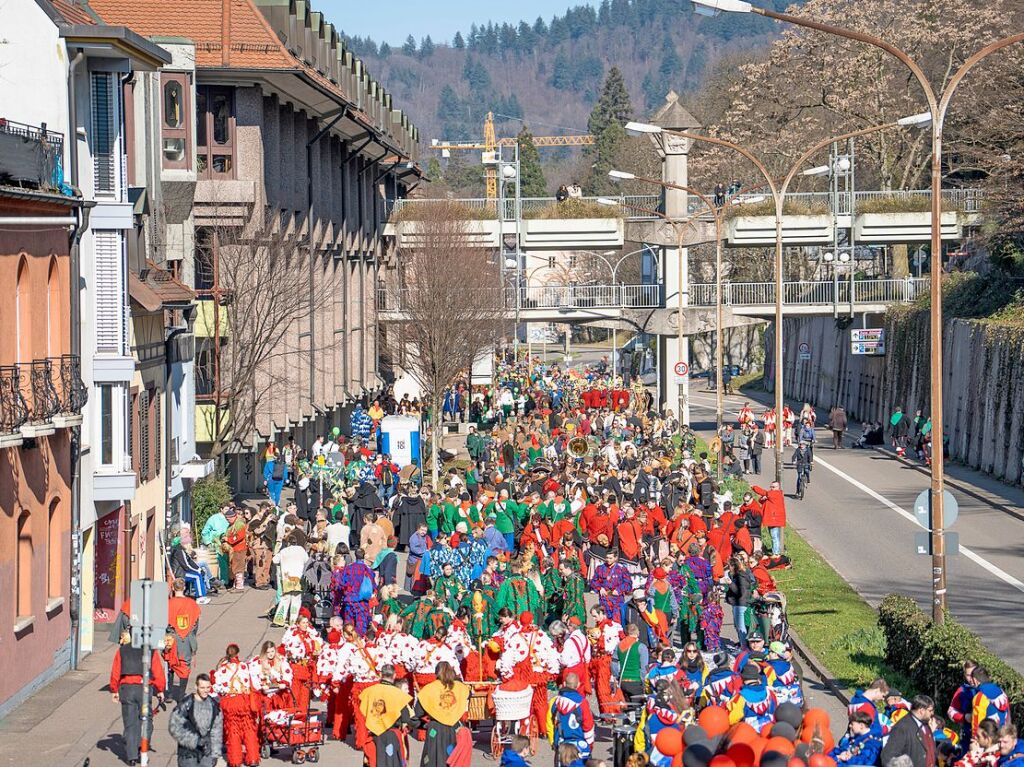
[87,0,293,69]
[50,0,98,25]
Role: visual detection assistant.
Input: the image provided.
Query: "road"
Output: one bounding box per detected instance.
[686,388,1024,673]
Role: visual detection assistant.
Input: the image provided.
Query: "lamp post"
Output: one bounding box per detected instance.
[622,118,923,485]
[691,0,1024,624]
[603,176,763,481]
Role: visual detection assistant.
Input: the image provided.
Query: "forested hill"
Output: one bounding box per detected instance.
[342,0,800,145]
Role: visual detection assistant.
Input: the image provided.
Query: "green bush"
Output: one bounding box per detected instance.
[878,593,1024,722]
[391,200,497,222]
[522,198,621,220]
[191,474,233,539]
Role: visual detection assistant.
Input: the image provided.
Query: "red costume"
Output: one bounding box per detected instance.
[496,612,560,736]
[588,619,625,714]
[212,655,259,767]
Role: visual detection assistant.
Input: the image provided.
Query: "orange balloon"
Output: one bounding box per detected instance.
[699,706,732,737]
[788,760,806,767]
[761,724,773,738]
[728,743,757,767]
[657,727,685,757]
[710,757,737,767]
[766,738,796,756]
[808,754,833,767]
[750,737,769,763]
[802,709,831,729]
[730,723,759,746]
[673,755,684,767]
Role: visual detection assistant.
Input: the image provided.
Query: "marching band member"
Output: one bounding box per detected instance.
[281,608,323,712]
[336,625,385,749]
[212,643,260,767]
[497,610,560,736]
[250,640,294,711]
[412,626,463,690]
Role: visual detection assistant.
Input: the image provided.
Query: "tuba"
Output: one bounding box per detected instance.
[568,436,591,459]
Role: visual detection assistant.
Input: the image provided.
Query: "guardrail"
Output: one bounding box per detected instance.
[688,277,928,307]
[377,283,663,313]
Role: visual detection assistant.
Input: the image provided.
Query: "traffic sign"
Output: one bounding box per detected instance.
[851,328,886,355]
[673,361,689,377]
[798,342,811,361]
[913,488,959,530]
[915,531,960,556]
[129,578,168,649]
[798,342,810,353]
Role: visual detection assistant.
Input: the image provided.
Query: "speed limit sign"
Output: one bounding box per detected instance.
[673,361,689,377]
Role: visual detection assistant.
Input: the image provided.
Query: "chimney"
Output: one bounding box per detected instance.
[222,0,232,66]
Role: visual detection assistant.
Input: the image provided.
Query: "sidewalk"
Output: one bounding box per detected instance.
[0,587,279,767]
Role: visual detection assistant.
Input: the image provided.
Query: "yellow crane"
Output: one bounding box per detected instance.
[431,111,595,200]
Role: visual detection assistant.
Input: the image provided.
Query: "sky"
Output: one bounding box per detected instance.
[324,0,600,45]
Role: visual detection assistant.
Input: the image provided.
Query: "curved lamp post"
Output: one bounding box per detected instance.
[691,0,1024,622]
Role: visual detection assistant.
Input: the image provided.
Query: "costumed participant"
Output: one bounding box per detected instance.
[589,549,632,625]
[281,608,323,712]
[645,678,694,744]
[494,556,544,618]
[412,626,463,691]
[415,661,470,767]
[848,678,889,737]
[110,628,167,766]
[588,604,625,714]
[765,641,804,707]
[166,578,202,702]
[250,640,294,711]
[552,619,593,695]
[548,672,596,760]
[726,663,778,733]
[646,647,681,688]
[376,615,420,689]
[738,402,754,427]
[361,664,415,767]
[702,652,740,707]
[678,642,709,701]
[339,547,376,634]
[496,610,561,737]
[316,622,351,741]
[337,624,385,749]
[211,643,259,767]
[971,667,1010,739]
[948,661,977,747]
[648,568,680,645]
[558,560,588,627]
[829,710,883,766]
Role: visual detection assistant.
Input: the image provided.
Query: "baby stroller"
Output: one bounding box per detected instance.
[751,591,789,644]
[301,555,334,635]
[260,686,326,764]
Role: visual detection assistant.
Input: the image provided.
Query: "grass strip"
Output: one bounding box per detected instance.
[774,526,915,694]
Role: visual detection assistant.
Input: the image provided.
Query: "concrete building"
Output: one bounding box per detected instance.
[0,0,168,713]
[88,0,422,491]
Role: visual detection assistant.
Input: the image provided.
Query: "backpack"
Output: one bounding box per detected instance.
[272,460,285,482]
[358,573,375,601]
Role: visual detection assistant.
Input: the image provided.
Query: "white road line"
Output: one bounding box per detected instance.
[812,454,1024,594]
[686,391,1024,594]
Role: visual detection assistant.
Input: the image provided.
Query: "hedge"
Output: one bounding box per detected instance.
[878,594,1024,722]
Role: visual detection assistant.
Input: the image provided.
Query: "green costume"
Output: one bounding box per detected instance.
[540,568,564,623]
[461,590,496,642]
[561,573,587,626]
[402,598,436,639]
[434,574,464,611]
[427,503,443,534]
[440,501,460,535]
[494,574,543,619]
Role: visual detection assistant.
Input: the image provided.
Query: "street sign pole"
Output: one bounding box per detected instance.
[139,580,152,767]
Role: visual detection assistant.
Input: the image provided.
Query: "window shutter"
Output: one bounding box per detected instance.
[94,231,124,354]
[129,390,138,482]
[91,72,117,196]
[152,392,161,480]
[138,389,149,481]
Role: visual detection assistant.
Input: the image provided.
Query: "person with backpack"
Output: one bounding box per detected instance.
[168,673,222,767]
[263,451,289,507]
[338,546,376,634]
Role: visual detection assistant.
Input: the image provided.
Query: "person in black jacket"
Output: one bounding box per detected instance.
[880,695,936,767]
[726,555,757,649]
[168,674,223,767]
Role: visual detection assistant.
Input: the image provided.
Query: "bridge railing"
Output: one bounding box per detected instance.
[378,283,663,313]
[687,277,928,307]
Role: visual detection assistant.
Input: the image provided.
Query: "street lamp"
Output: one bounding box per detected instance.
[621,117,923,485]
[690,0,1024,623]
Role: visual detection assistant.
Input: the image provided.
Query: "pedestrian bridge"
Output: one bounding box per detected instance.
[376,277,927,325]
[385,189,983,249]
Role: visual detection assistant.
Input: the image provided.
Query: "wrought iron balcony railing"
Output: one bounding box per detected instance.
[53,354,88,414]
[23,359,61,424]
[0,366,29,435]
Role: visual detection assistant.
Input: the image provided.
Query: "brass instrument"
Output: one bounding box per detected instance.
[568,436,591,459]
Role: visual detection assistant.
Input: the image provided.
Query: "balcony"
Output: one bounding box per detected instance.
[0,119,65,192]
[20,359,61,438]
[0,366,29,448]
[52,355,88,428]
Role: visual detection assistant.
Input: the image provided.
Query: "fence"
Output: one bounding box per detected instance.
[687,277,928,307]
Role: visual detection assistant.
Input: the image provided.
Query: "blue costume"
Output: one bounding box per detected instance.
[350,406,372,440]
[548,688,595,759]
[849,690,885,737]
[727,683,778,733]
[263,457,289,506]
[765,659,804,707]
[829,731,882,766]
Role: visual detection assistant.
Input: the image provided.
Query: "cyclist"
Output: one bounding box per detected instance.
[793,441,813,499]
[796,417,816,465]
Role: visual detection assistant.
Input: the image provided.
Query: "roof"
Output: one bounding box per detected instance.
[650,90,702,131]
[50,0,98,25]
[129,261,195,312]
[0,185,86,207]
[33,0,171,66]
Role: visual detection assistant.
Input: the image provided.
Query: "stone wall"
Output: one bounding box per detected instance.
[763,313,1024,486]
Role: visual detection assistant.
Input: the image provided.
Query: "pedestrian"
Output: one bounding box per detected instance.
[211,643,260,767]
[880,694,938,767]
[829,710,883,765]
[998,725,1024,767]
[726,555,757,648]
[247,503,277,589]
[830,405,848,449]
[109,628,167,766]
[613,623,648,705]
[168,673,223,767]
[166,578,202,702]
[263,450,288,507]
[222,508,249,592]
[714,181,726,207]
[752,481,786,556]
[548,671,596,760]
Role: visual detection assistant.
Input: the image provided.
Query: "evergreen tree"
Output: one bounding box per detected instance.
[436,85,461,122]
[659,35,682,81]
[499,23,518,53]
[599,0,611,24]
[378,42,392,58]
[402,35,417,55]
[642,72,662,109]
[467,24,479,50]
[425,156,443,182]
[549,52,572,90]
[463,58,492,94]
[532,16,548,35]
[516,127,548,197]
[420,35,435,58]
[452,31,465,49]
[517,21,536,52]
[587,67,633,137]
[610,0,630,24]
[585,121,627,195]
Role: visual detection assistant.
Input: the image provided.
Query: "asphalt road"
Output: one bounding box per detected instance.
[686,389,1024,674]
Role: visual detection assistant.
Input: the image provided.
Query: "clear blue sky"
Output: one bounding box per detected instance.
[324,1,599,45]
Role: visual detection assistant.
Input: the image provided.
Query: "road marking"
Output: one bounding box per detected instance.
[686,391,1024,594]
[813,454,1024,595]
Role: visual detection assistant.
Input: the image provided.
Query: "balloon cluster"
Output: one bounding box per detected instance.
[653,705,838,767]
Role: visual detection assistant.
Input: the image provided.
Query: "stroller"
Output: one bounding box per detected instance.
[260,686,326,764]
[751,591,789,644]
[301,554,334,635]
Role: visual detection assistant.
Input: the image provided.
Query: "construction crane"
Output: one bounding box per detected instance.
[431,112,595,200]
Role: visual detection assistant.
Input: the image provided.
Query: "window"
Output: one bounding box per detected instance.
[91,71,122,197]
[94,230,125,354]
[196,86,235,179]
[161,73,191,170]
[194,228,215,291]
[47,258,61,358]
[99,384,113,465]
[48,499,62,599]
[138,389,150,481]
[16,257,30,364]
[17,511,32,620]
[196,339,215,399]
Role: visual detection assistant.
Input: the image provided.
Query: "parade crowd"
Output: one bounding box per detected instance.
[107,354,1020,767]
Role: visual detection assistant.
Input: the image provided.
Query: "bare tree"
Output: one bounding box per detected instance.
[387,201,504,488]
[197,211,334,461]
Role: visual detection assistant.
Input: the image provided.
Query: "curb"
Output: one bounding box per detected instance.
[786,626,852,706]
[869,446,1024,524]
